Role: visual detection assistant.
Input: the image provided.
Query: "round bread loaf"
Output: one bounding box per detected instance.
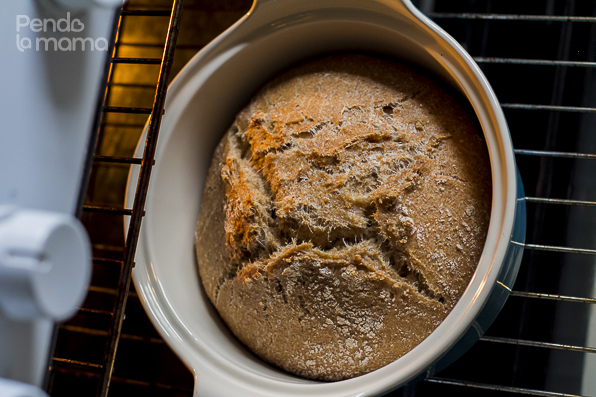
[195,54,491,381]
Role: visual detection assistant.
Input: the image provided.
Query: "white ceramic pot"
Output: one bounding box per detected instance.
[128,0,526,395]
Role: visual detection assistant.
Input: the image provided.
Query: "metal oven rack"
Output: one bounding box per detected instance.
[398,1,596,396]
[47,1,596,396]
[47,1,190,396]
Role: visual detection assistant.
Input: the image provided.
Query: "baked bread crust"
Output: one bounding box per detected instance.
[195,54,491,381]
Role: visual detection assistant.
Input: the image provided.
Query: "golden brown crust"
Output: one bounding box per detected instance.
[195,54,491,381]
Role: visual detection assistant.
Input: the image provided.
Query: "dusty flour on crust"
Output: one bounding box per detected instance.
[195,54,491,381]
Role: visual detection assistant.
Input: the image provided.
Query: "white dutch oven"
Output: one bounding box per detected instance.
[127,0,526,395]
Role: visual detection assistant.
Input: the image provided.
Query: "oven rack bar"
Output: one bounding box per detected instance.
[107,376,193,393]
[106,82,157,89]
[429,13,596,23]
[77,307,113,316]
[514,149,596,159]
[474,57,596,68]
[524,197,596,207]
[93,155,143,165]
[88,285,128,296]
[510,291,596,305]
[52,366,194,393]
[82,205,134,216]
[91,243,125,253]
[96,0,185,395]
[100,122,148,129]
[501,103,596,113]
[93,257,124,266]
[111,57,161,64]
[480,336,596,354]
[102,106,153,114]
[52,358,103,371]
[426,377,585,397]
[121,9,172,17]
[118,41,205,50]
[60,325,165,344]
[512,242,596,256]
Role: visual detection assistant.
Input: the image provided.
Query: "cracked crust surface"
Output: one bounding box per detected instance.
[195,54,492,381]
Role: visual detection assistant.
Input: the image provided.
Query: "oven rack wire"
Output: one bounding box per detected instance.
[47,1,596,396]
[47,1,187,396]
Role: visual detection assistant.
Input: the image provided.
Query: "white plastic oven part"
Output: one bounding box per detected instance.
[0,0,124,395]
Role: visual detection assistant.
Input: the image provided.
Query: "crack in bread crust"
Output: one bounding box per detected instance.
[196,54,492,381]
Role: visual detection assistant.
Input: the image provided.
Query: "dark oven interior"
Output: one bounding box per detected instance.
[47,0,596,396]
